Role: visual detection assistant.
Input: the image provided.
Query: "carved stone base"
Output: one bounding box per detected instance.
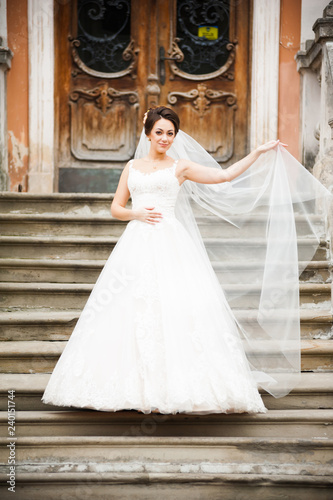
[313,149,333,190]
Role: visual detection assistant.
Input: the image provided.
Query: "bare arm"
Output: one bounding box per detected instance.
[110,163,135,221]
[180,140,285,185]
[110,162,163,224]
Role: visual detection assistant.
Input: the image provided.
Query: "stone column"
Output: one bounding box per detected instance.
[27,0,54,193]
[315,33,333,265]
[296,39,321,170]
[296,2,333,168]
[296,2,333,296]
[314,4,333,261]
[250,0,280,150]
[0,0,13,191]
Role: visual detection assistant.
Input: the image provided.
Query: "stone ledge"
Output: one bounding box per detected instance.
[1,339,331,356]
[1,472,332,500]
[0,192,115,200]
[1,408,332,424]
[0,435,332,479]
[0,372,331,394]
[1,471,332,485]
[0,473,333,500]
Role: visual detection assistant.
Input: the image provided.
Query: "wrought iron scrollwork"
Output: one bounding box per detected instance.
[71,0,138,79]
[169,0,236,81]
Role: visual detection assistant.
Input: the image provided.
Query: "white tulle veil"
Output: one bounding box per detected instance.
[135,128,332,398]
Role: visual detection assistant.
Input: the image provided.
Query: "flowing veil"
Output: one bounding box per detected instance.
[135,128,332,399]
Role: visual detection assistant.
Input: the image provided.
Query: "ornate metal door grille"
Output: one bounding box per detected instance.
[176,0,232,76]
[75,0,133,75]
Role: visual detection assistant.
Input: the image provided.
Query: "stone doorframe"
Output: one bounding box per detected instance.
[250,0,281,149]
[28,0,54,193]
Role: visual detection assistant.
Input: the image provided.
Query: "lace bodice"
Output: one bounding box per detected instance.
[127,159,181,218]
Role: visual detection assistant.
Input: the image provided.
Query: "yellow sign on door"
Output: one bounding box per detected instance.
[198,26,218,40]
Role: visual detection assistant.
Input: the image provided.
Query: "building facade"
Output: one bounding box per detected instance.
[0,0,332,195]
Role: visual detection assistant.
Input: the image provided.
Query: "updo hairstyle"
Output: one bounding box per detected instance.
[144,106,180,136]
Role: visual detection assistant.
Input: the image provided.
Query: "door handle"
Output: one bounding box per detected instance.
[159,46,181,85]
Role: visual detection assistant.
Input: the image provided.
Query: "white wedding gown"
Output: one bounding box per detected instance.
[41,159,267,414]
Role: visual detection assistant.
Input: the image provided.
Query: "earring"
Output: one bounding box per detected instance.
[148,138,151,141]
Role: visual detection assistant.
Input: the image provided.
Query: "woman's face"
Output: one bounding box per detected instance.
[147,118,176,153]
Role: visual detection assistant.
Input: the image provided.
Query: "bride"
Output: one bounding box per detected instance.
[41,106,330,415]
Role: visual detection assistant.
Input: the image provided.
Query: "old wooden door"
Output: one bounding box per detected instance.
[55,0,251,192]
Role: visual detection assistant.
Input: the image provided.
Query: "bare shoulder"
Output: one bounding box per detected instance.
[123,158,135,172]
[117,160,132,182]
[130,158,145,168]
[124,159,133,168]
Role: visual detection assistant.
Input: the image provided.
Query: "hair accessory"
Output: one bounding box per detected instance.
[143,109,150,125]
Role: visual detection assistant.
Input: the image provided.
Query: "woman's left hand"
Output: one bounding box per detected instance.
[257,139,288,154]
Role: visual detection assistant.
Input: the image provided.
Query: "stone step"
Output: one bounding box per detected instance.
[0,340,332,374]
[0,235,118,260]
[0,309,331,341]
[300,340,333,371]
[1,409,333,439]
[1,257,330,284]
[0,192,114,214]
[0,191,325,218]
[1,198,331,500]
[0,212,325,239]
[0,213,126,237]
[0,310,79,341]
[0,282,330,311]
[225,283,331,309]
[0,434,332,478]
[214,260,331,285]
[0,235,328,260]
[0,472,332,500]
[0,372,331,411]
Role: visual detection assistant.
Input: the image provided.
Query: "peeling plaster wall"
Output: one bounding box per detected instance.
[7,0,29,192]
[8,130,29,179]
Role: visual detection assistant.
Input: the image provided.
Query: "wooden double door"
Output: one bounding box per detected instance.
[55,0,251,192]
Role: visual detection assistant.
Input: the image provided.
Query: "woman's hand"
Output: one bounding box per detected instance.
[256,139,288,154]
[133,207,163,225]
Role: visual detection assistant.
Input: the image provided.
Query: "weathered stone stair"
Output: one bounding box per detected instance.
[0,192,332,499]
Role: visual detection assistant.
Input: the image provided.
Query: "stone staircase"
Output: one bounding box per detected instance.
[0,192,332,499]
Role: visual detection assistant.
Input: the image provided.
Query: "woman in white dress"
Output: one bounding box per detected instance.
[41,106,329,415]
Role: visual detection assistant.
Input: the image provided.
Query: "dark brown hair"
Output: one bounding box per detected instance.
[144,106,180,136]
